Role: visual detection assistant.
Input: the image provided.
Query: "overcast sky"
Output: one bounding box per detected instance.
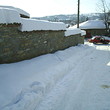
[0,0,110,17]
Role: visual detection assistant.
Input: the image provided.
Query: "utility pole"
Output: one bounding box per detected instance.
[77,0,80,28]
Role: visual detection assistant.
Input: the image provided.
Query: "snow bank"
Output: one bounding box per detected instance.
[0,8,21,24]
[65,27,86,36]
[20,18,66,31]
[0,5,30,18]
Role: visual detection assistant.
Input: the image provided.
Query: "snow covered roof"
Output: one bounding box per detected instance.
[0,5,30,18]
[20,18,66,31]
[65,27,86,36]
[0,7,66,31]
[0,7,21,24]
[0,8,65,31]
[65,28,81,36]
[73,20,106,29]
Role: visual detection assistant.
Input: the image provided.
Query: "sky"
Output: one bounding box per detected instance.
[0,0,110,17]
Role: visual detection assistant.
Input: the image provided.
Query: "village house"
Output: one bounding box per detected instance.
[71,20,106,38]
[78,20,106,38]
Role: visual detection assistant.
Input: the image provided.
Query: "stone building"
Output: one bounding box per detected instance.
[0,6,84,63]
[72,20,106,38]
[79,20,106,38]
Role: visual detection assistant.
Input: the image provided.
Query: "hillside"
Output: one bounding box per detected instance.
[32,13,104,25]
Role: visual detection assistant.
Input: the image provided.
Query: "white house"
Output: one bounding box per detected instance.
[72,20,106,38]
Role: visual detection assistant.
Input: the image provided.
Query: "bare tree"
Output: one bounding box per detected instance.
[96,0,110,35]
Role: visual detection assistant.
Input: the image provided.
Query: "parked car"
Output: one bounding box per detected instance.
[88,36,110,44]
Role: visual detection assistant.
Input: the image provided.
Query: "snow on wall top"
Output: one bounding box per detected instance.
[65,27,86,36]
[0,5,30,17]
[0,7,66,31]
[0,8,21,24]
[81,30,86,36]
[20,18,66,31]
[73,20,106,29]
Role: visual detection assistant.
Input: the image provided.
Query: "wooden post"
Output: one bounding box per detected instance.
[77,0,80,28]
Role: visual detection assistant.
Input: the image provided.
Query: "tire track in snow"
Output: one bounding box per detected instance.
[35,47,95,110]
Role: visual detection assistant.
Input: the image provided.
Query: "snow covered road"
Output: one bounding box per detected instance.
[36,44,110,110]
[0,43,110,110]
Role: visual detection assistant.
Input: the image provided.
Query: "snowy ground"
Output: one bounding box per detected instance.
[0,40,110,110]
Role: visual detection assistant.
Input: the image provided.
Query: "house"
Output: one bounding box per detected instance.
[72,20,106,38]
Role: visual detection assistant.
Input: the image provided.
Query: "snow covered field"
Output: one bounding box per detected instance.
[0,41,110,110]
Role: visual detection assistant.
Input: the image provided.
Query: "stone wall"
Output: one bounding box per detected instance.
[0,24,84,63]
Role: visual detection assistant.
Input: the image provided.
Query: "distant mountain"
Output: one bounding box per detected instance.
[32,14,75,20]
[32,13,103,26]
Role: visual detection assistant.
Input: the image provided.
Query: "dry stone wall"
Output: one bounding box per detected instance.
[0,24,84,63]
